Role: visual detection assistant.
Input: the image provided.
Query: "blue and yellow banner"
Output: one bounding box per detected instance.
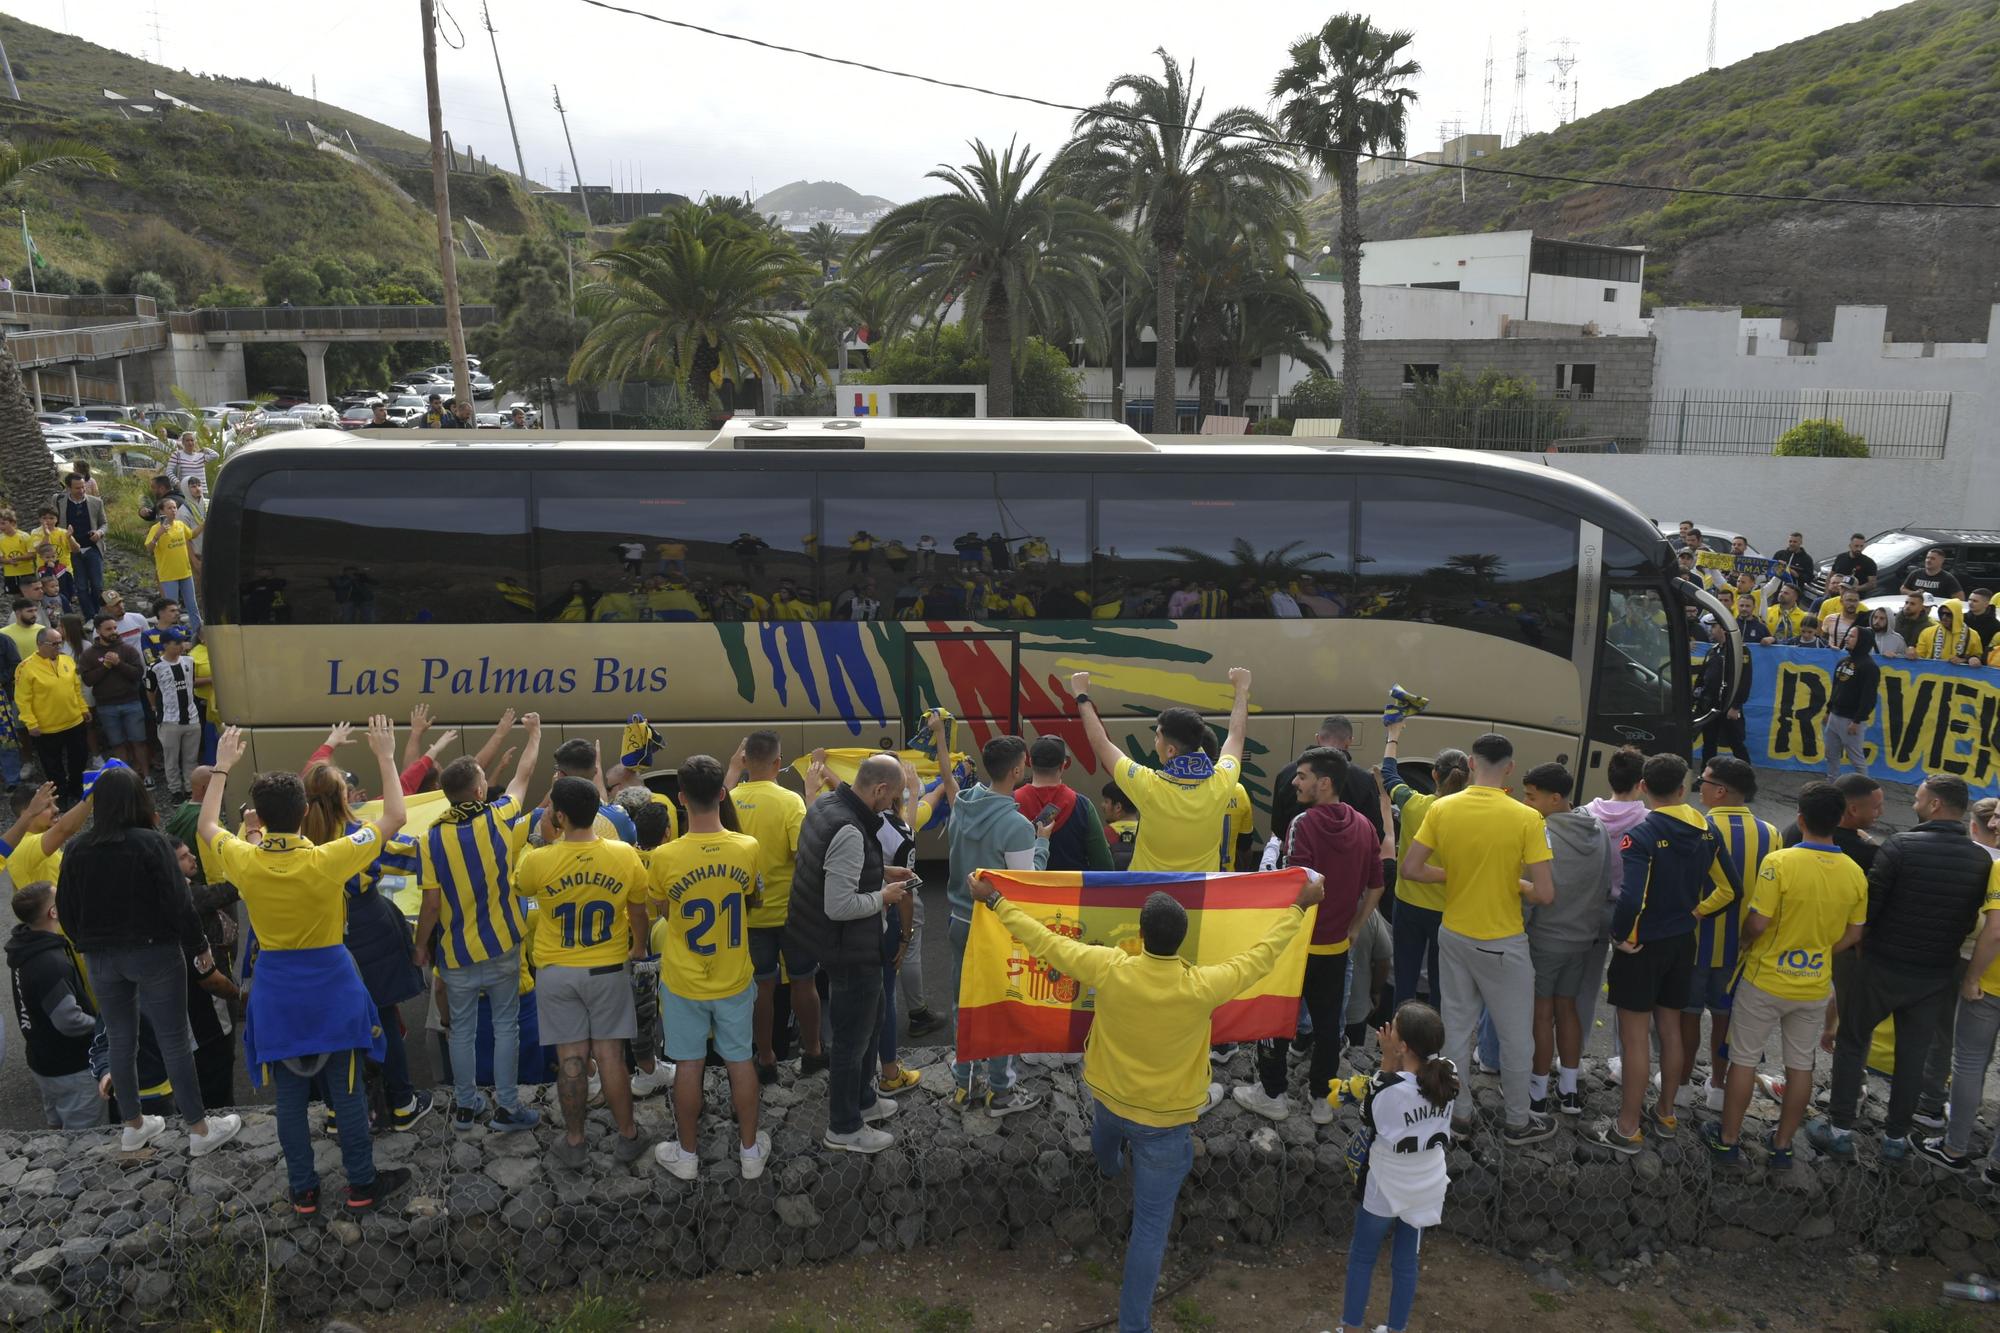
[1742,646,2000,798]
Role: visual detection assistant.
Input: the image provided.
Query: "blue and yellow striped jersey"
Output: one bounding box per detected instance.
[418,796,534,968]
[1696,806,1778,972]
[341,819,417,898]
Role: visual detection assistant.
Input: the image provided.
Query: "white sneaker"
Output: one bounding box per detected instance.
[1231,1083,1291,1122]
[587,1073,602,1104]
[1705,1081,1727,1113]
[120,1115,166,1152]
[653,1139,698,1181]
[1756,1072,1786,1102]
[189,1113,241,1158]
[1311,1096,1335,1126]
[1605,1055,1622,1085]
[823,1125,894,1154]
[1472,1055,1502,1077]
[1676,1082,1699,1110]
[861,1094,898,1123]
[1202,1082,1226,1114]
[629,1063,674,1098]
[739,1130,772,1181]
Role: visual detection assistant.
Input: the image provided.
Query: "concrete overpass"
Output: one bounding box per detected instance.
[1,293,497,406]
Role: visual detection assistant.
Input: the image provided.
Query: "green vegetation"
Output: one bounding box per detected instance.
[1871,1304,1985,1333]
[447,1287,640,1333]
[1774,417,1869,457]
[856,323,1084,418]
[755,179,895,215]
[1167,1295,1218,1330]
[1338,0,2000,320]
[1287,371,1346,419]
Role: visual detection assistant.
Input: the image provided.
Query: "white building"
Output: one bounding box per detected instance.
[1359,230,1647,335]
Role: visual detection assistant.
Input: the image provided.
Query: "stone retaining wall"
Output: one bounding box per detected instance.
[0,1048,1992,1327]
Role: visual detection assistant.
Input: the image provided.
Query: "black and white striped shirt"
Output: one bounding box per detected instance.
[149,658,197,726]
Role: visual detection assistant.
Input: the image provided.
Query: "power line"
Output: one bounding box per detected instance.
[564,0,2000,212]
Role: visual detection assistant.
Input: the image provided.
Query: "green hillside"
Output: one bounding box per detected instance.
[0,12,566,304]
[755,179,895,215]
[1334,0,2000,339]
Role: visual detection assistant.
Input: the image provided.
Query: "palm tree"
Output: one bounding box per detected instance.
[807,266,904,375]
[798,221,847,280]
[1273,14,1421,433]
[1177,202,1311,423]
[861,138,1128,417]
[1156,536,1335,587]
[1060,50,1299,434]
[1220,267,1333,417]
[1,138,118,506]
[570,205,821,411]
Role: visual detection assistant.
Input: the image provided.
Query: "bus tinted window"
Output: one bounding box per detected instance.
[534,471,814,623]
[1352,479,1578,653]
[237,469,531,624]
[1094,475,1352,618]
[819,471,1088,621]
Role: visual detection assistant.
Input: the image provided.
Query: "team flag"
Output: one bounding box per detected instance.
[956,868,1317,1061]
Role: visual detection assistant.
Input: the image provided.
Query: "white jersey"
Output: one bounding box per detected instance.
[1362,1070,1455,1227]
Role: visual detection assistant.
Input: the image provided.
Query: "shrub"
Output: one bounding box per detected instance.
[1250,417,1294,436]
[1287,372,1344,419]
[1773,417,1868,457]
[125,270,178,306]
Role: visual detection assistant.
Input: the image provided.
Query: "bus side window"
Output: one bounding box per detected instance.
[1352,477,1579,655]
[1092,475,1353,621]
[238,468,533,625]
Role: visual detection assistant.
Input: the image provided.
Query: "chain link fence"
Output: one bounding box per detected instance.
[0,1042,1995,1327]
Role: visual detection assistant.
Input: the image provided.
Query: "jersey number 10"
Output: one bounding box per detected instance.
[551,900,618,949]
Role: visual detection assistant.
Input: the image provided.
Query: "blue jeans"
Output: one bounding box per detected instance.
[71,545,104,620]
[1477,1009,1502,1070]
[827,962,882,1134]
[161,574,200,635]
[273,1053,374,1195]
[1392,899,1442,1011]
[1092,1100,1193,1333]
[441,948,524,1112]
[1343,1204,1422,1331]
[946,913,1014,1092]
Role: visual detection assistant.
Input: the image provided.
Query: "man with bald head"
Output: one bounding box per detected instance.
[785,753,914,1153]
[164,765,215,846]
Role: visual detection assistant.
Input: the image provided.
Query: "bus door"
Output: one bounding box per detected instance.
[1586,582,1694,784]
[900,630,1022,757]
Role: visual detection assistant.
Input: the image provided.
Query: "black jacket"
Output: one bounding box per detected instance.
[55,828,208,956]
[6,924,97,1076]
[1827,629,1880,722]
[786,785,886,969]
[344,881,424,1008]
[1863,820,1991,971]
[1696,640,1753,712]
[1272,752,1383,842]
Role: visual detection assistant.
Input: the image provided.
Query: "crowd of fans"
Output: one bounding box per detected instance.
[2,470,1998,1328]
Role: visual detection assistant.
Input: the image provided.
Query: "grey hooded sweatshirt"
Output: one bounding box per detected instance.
[1525,808,1617,952]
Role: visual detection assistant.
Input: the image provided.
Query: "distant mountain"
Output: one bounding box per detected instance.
[755,179,895,216]
[1332,0,2000,340]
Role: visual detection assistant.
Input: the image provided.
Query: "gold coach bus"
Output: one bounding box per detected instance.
[200,418,1737,815]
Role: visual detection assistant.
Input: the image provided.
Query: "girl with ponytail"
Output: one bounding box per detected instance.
[1336,1000,1459,1333]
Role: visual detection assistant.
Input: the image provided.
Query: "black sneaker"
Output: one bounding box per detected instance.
[391,1091,434,1133]
[799,1052,830,1077]
[1504,1113,1560,1147]
[290,1185,319,1217]
[345,1166,412,1214]
[757,1061,778,1087]
[1558,1091,1583,1117]
[452,1105,480,1133]
[906,1008,943,1039]
[1529,1095,1550,1115]
[1913,1136,1968,1173]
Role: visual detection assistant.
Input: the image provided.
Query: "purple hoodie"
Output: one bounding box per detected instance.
[1584,796,1648,898]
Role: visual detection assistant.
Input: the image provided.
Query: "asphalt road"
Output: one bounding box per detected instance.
[0,774,1924,1132]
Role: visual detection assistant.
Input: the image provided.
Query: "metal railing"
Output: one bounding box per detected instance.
[5,320,171,368]
[1270,388,1952,459]
[0,291,158,321]
[169,304,498,335]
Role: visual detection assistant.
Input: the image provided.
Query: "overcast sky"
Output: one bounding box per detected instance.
[19,0,1899,202]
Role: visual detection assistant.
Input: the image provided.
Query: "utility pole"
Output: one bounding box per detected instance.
[421,0,472,408]
[553,85,588,226]
[0,35,20,101]
[481,1,530,185]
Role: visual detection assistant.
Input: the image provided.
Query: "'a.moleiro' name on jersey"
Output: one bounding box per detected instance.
[543,867,632,899]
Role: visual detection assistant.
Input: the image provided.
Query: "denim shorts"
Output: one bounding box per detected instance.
[97,697,147,748]
[1681,964,1736,1015]
[748,926,818,982]
[663,982,755,1062]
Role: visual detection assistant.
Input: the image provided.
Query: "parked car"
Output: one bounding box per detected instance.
[421,360,482,377]
[76,404,140,424]
[288,404,342,426]
[35,411,82,429]
[469,374,496,399]
[339,406,378,429]
[474,412,504,429]
[47,422,150,446]
[244,416,307,438]
[48,440,149,476]
[138,408,198,436]
[1828,528,2000,597]
[264,387,309,409]
[335,391,385,410]
[390,394,428,412]
[382,405,422,426]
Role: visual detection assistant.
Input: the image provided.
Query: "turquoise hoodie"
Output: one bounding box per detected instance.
[946,782,1048,920]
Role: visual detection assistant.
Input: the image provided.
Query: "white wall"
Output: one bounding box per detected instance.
[1359,231,1533,297]
[1527,272,1645,335]
[167,335,245,404]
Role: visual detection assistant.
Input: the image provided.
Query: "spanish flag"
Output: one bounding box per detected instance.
[956,869,1316,1062]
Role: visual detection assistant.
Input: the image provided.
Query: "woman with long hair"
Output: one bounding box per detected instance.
[298,760,431,1131]
[53,767,240,1155]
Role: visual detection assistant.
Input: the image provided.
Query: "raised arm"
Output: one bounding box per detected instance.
[504,712,543,807]
[1068,671,1127,776]
[973,874,1118,988]
[403,702,432,771]
[1189,871,1323,1006]
[1220,666,1251,765]
[471,708,516,775]
[366,714,406,842]
[0,782,54,854]
[201,727,245,846]
[724,739,748,792]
